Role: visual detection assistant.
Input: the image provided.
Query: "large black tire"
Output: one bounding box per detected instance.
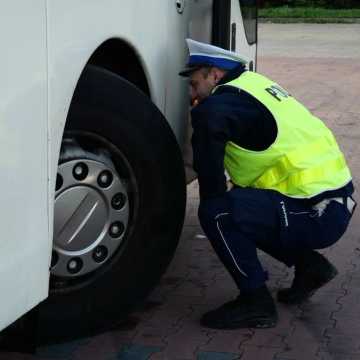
[38,66,186,342]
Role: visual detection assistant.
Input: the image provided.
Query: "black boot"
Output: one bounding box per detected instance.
[277,250,338,304]
[200,285,277,329]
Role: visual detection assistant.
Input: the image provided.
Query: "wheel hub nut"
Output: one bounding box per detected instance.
[67,258,83,274]
[98,170,113,188]
[93,246,108,263]
[109,222,124,238]
[73,163,89,181]
[112,193,127,210]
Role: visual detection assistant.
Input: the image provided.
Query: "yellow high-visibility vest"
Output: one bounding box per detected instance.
[219,71,352,198]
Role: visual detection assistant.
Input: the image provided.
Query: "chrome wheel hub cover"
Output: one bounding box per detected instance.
[52,159,129,277]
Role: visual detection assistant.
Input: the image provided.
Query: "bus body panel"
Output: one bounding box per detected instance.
[0,1,50,331]
[46,0,188,238]
[0,0,257,331]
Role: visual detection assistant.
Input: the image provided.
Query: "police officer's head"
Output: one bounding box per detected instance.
[179,39,247,106]
[187,66,227,106]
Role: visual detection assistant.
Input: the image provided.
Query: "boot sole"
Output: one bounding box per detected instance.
[278,265,338,305]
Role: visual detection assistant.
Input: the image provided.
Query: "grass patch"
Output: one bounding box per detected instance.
[259,7,360,18]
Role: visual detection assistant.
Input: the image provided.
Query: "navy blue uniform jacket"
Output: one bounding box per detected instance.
[191,65,354,203]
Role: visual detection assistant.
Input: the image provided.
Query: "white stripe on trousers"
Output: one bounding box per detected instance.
[214,212,248,277]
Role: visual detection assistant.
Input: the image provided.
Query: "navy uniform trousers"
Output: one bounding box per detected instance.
[198,187,354,292]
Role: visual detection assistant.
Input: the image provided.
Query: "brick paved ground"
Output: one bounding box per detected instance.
[2,24,360,360]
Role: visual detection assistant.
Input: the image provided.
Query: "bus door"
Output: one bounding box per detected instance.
[212,0,258,70]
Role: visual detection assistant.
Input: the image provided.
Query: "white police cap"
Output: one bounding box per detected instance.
[179,38,247,77]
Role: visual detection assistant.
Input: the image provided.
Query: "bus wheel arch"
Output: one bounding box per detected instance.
[40,65,186,342]
[87,38,151,98]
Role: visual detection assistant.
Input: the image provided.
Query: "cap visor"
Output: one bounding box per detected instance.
[178,66,200,77]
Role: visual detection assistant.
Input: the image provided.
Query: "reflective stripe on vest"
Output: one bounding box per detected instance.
[219,71,352,198]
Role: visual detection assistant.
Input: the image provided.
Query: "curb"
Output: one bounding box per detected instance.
[259,17,360,24]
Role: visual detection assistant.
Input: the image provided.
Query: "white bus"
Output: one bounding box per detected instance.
[0,0,257,340]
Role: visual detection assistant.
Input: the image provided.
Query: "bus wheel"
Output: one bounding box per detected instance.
[38,65,186,342]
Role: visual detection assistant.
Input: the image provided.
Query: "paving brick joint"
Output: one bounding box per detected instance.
[1,24,360,360]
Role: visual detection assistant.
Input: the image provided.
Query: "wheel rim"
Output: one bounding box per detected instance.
[50,129,140,287]
[52,159,130,277]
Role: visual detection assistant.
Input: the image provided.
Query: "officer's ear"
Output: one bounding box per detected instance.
[211,67,227,84]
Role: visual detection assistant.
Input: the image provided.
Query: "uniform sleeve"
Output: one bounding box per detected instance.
[191,104,230,200]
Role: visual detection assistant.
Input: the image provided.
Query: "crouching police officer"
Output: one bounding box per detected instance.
[179,39,356,330]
